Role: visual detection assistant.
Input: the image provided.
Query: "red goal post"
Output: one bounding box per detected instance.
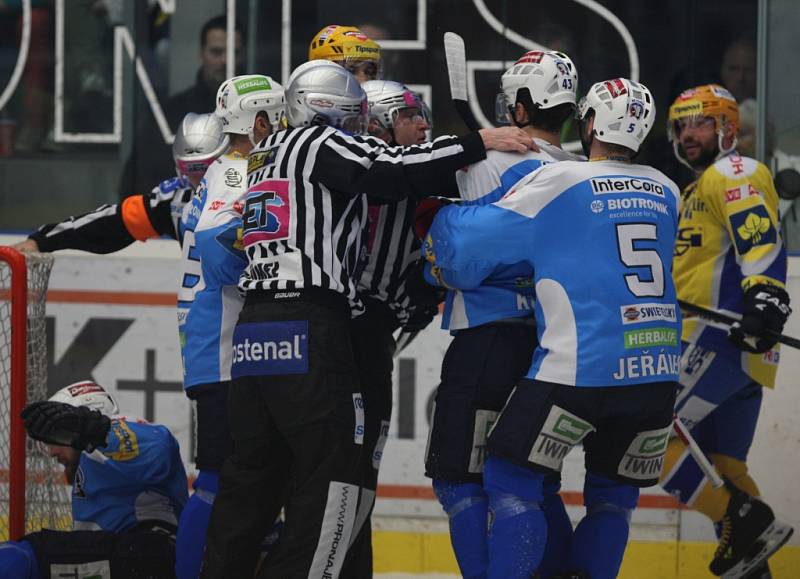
[0,246,70,540]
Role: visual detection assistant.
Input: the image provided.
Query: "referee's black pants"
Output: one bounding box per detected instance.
[201,292,364,579]
[340,298,398,578]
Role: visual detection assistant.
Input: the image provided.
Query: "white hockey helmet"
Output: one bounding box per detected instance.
[172,112,229,184]
[49,380,119,417]
[285,60,368,134]
[496,50,578,123]
[362,80,431,130]
[215,74,286,139]
[577,78,655,153]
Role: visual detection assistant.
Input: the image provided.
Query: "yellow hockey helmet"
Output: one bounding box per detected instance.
[308,25,382,79]
[668,84,740,168]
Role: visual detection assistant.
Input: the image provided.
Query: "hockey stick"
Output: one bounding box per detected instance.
[678,300,800,350]
[443,32,481,131]
[394,329,420,358]
[672,415,724,488]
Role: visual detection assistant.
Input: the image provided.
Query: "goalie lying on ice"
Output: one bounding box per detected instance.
[0,381,187,579]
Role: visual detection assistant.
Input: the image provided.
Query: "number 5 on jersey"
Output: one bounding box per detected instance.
[616,222,665,297]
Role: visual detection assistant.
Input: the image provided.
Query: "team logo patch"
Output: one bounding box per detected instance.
[104,420,140,462]
[620,303,677,325]
[67,382,104,397]
[528,405,594,471]
[624,327,678,349]
[224,167,243,187]
[617,426,671,480]
[242,179,292,245]
[233,76,271,95]
[730,205,776,254]
[50,561,111,579]
[231,321,308,378]
[247,149,276,173]
[469,409,499,474]
[590,177,665,197]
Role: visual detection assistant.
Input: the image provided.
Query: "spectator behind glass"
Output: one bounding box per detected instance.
[720,33,756,102]
[118,14,243,198]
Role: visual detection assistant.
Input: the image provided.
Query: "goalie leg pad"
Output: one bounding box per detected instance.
[433,479,489,579]
[567,472,638,579]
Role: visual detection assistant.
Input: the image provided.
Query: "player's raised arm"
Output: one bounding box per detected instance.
[14,113,227,254]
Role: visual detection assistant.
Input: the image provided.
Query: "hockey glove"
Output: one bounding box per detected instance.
[21,401,111,452]
[413,197,456,241]
[403,305,440,333]
[729,284,792,353]
[404,258,447,307]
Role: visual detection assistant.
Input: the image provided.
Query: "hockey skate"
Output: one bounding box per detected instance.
[710,489,793,578]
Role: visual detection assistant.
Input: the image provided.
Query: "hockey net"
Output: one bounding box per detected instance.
[0,248,71,540]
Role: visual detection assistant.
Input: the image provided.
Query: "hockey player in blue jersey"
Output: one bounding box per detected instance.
[175,74,286,579]
[420,50,582,579]
[0,381,187,578]
[422,78,680,579]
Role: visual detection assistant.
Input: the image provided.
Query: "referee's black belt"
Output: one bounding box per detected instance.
[245,287,350,314]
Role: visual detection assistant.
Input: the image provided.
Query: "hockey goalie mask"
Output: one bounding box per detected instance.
[286,60,369,135]
[173,112,229,186]
[49,381,119,417]
[308,25,382,82]
[667,84,740,170]
[577,78,655,155]
[496,50,578,124]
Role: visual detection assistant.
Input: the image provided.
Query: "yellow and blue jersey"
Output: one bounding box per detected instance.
[673,152,786,387]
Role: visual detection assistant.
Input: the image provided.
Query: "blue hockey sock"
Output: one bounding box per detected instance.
[433,479,488,579]
[567,472,639,579]
[176,470,219,579]
[484,455,547,579]
[539,476,573,578]
[0,540,38,579]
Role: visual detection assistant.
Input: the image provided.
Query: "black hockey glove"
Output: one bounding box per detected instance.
[403,305,440,332]
[21,401,111,452]
[728,284,792,353]
[404,258,447,309]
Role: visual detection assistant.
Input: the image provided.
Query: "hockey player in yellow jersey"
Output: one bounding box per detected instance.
[661,84,793,578]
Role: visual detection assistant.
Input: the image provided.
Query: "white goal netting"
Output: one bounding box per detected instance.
[0,250,71,539]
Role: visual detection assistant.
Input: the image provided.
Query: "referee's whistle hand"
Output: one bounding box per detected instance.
[479,127,538,154]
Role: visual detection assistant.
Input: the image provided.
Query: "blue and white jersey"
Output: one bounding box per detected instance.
[442,141,582,330]
[72,417,188,533]
[178,151,247,388]
[426,160,681,387]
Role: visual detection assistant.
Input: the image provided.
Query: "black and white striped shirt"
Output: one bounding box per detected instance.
[240,125,485,314]
[359,199,418,324]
